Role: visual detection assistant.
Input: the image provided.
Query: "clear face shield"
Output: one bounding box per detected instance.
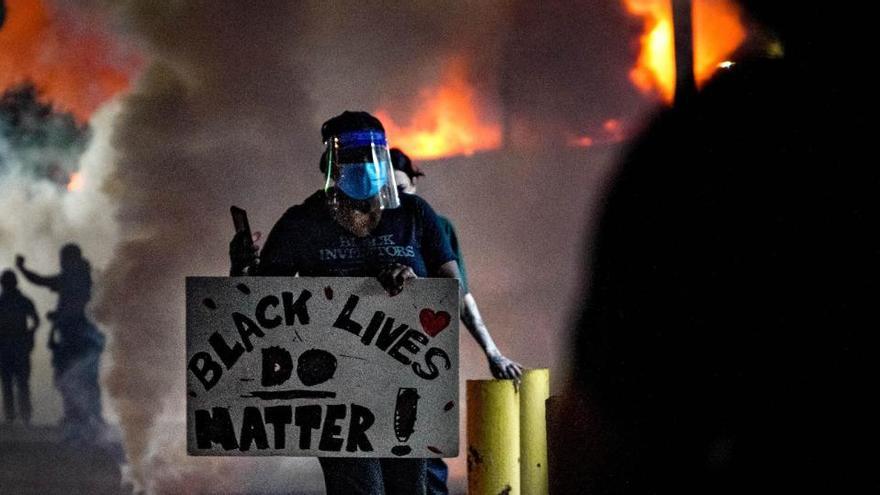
[324,130,400,210]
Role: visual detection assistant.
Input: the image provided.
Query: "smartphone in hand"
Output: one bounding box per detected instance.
[230,205,256,273]
[231,206,252,241]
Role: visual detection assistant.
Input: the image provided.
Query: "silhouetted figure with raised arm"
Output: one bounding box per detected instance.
[16,244,106,442]
[0,270,39,425]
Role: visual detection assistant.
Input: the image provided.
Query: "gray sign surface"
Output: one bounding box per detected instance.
[186,277,459,457]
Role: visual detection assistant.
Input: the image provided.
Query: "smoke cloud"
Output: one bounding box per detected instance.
[74,1,330,492]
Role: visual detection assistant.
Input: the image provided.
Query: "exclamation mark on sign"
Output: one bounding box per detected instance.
[391,387,419,456]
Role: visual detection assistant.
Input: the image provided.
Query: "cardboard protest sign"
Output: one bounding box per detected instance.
[186,277,459,458]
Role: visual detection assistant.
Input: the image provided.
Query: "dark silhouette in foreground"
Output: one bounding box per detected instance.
[554,3,871,494]
[0,270,39,425]
[16,244,106,444]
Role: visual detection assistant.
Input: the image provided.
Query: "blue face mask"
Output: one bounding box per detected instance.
[336,162,388,200]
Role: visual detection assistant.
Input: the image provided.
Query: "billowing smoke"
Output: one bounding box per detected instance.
[0,83,89,181]
[299,1,512,125]
[81,1,327,493]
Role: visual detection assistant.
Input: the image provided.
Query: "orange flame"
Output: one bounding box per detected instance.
[66,171,84,192]
[374,57,502,160]
[567,118,630,149]
[0,0,141,121]
[624,0,746,102]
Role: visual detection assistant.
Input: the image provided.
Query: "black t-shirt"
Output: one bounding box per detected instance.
[258,190,456,278]
[0,290,36,342]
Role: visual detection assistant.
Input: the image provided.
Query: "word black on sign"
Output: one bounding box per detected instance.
[186,277,459,458]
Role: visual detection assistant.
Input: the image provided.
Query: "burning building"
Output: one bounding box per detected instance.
[624,0,745,102]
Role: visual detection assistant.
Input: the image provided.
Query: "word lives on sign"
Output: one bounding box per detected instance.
[186,277,459,458]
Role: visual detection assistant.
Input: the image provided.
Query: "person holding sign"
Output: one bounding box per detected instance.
[230,111,465,495]
[390,148,523,494]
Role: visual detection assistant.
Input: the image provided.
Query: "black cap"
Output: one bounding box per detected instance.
[321,111,385,143]
[390,148,424,180]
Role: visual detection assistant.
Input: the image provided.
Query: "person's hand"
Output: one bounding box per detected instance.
[377,263,417,296]
[488,353,524,381]
[15,255,25,270]
[229,231,261,275]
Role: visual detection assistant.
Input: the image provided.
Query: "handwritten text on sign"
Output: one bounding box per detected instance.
[186,277,459,457]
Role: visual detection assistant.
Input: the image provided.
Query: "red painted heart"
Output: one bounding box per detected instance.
[419,308,451,337]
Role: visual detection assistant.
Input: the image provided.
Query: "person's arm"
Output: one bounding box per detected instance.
[413,196,524,379]
[436,261,523,380]
[15,255,59,290]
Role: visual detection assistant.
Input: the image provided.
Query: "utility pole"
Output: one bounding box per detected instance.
[672,0,697,106]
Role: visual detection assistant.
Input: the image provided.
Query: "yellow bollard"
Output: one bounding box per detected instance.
[467,379,521,495]
[520,369,550,495]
